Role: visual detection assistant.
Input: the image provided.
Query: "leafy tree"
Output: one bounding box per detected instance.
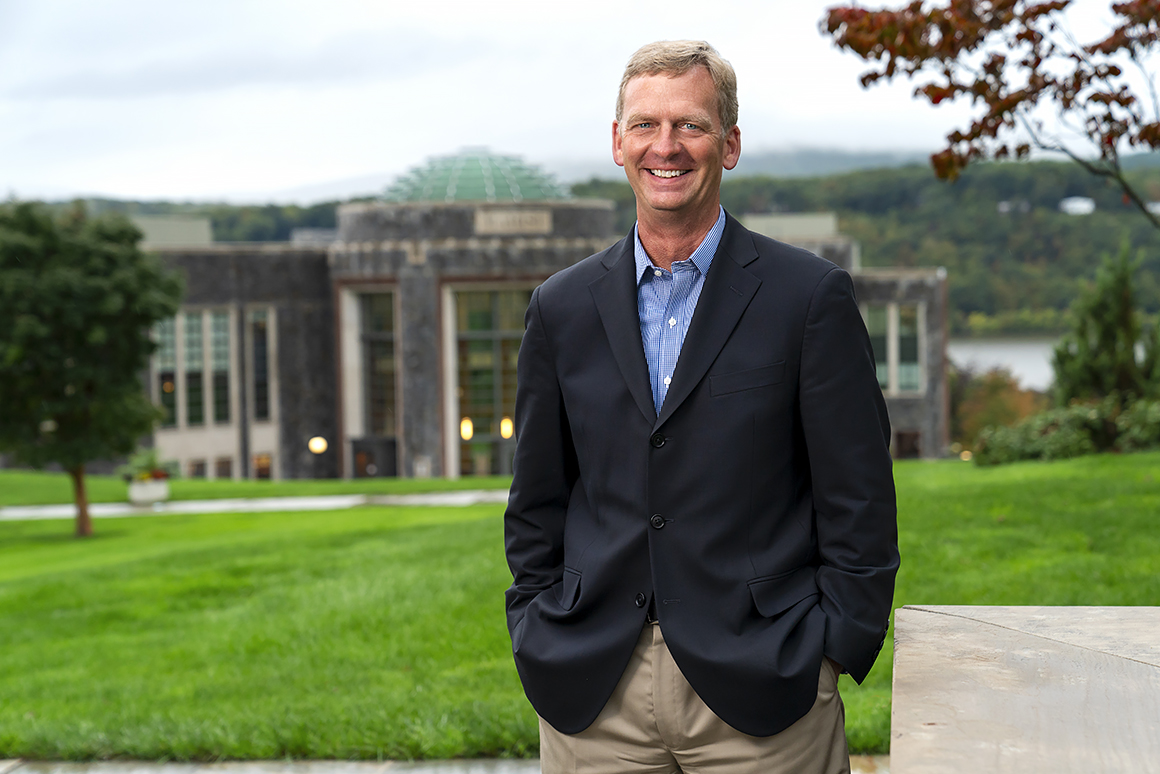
[1053,240,1160,404]
[950,364,1048,446]
[824,1,1160,228]
[0,202,182,537]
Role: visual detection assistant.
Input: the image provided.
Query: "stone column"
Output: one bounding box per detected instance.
[397,264,441,478]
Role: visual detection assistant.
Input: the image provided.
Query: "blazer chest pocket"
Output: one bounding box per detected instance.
[710,361,786,396]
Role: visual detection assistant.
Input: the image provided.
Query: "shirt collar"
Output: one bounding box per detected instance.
[634,206,726,285]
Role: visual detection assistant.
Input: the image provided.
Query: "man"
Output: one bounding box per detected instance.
[504,40,898,773]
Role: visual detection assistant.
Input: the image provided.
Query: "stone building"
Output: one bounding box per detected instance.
[149,244,337,480]
[144,150,947,481]
[149,150,614,480]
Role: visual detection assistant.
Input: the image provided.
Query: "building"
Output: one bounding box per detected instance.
[145,150,947,481]
[150,150,615,480]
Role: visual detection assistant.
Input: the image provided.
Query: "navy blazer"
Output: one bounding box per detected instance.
[504,213,899,737]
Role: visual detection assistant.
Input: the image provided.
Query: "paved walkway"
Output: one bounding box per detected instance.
[1,758,889,773]
[0,491,510,522]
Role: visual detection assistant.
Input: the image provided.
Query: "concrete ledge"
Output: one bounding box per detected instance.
[891,605,1160,773]
[0,761,23,774]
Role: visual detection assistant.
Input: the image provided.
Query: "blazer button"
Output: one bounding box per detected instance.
[650,432,666,448]
[635,593,647,608]
[650,514,665,529]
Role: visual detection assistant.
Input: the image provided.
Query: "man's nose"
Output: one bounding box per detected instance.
[652,124,681,156]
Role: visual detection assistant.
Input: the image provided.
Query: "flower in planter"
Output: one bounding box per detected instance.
[118,448,178,483]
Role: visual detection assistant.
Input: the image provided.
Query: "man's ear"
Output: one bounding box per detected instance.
[612,121,625,167]
[722,125,741,171]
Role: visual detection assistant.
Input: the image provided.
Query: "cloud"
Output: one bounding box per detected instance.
[2,29,487,101]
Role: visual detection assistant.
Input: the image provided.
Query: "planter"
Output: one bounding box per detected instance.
[128,479,170,505]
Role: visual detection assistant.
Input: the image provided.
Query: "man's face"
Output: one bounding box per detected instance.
[613,67,741,225]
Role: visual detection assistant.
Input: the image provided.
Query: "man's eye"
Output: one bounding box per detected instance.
[682,123,701,131]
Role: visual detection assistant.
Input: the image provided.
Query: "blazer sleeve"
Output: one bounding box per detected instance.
[798,266,900,684]
[503,285,579,635]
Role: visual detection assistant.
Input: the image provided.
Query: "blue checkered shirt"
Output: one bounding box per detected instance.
[634,207,727,414]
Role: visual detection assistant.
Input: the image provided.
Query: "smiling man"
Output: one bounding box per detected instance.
[504,40,899,774]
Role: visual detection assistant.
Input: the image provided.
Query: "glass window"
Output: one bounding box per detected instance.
[156,317,177,427]
[214,457,233,479]
[456,289,531,476]
[188,460,207,478]
[253,453,272,480]
[361,294,397,438]
[865,306,889,390]
[899,305,921,392]
[184,312,204,426]
[250,311,270,421]
[211,311,230,423]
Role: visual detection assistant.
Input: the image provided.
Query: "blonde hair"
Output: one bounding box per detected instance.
[616,40,739,132]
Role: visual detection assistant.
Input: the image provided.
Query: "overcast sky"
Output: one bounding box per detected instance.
[0,0,1137,203]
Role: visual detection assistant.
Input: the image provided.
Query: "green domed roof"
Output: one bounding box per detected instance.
[384,148,568,203]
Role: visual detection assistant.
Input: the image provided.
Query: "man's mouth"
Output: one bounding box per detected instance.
[647,169,689,178]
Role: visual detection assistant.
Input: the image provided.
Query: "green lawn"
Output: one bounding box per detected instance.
[1,452,1158,760]
[0,470,512,507]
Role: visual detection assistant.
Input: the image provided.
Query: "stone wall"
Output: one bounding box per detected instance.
[158,246,338,479]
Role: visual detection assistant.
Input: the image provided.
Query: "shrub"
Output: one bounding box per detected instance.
[950,364,1048,450]
[975,394,1160,464]
[1117,400,1160,452]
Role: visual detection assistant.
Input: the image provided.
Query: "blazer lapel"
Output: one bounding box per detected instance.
[654,216,761,430]
[589,238,656,424]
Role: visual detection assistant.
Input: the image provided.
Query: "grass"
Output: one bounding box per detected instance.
[0,470,512,507]
[1,451,1158,759]
[0,505,528,760]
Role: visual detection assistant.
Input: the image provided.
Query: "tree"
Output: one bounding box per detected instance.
[1053,239,1160,404]
[0,202,182,537]
[823,1,1160,228]
[950,363,1048,446]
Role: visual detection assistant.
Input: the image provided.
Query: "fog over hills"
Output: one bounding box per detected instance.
[266,148,935,204]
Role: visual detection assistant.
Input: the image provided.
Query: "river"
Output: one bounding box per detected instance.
[946,337,1058,392]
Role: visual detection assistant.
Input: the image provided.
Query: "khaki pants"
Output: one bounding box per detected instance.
[539,624,849,774]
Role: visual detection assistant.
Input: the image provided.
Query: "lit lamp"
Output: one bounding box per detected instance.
[460,417,474,441]
[308,436,328,454]
[500,416,514,439]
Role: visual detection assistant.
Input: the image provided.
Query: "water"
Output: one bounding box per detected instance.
[946,337,1058,392]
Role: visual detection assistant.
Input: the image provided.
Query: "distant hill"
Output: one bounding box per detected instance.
[542,148,933,183]
[1121,152,1160,170]
[727,148,932,178]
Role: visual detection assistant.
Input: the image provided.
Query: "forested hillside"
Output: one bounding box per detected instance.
[575,161,1160,335]
[77,198,342,242]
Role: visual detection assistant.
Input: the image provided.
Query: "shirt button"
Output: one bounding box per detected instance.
[650,432,666,448]
[668,317,676,327]
[650,514,665,529]
[635,592,647,607]
[663,376,671,386]
[653,269,662,277]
